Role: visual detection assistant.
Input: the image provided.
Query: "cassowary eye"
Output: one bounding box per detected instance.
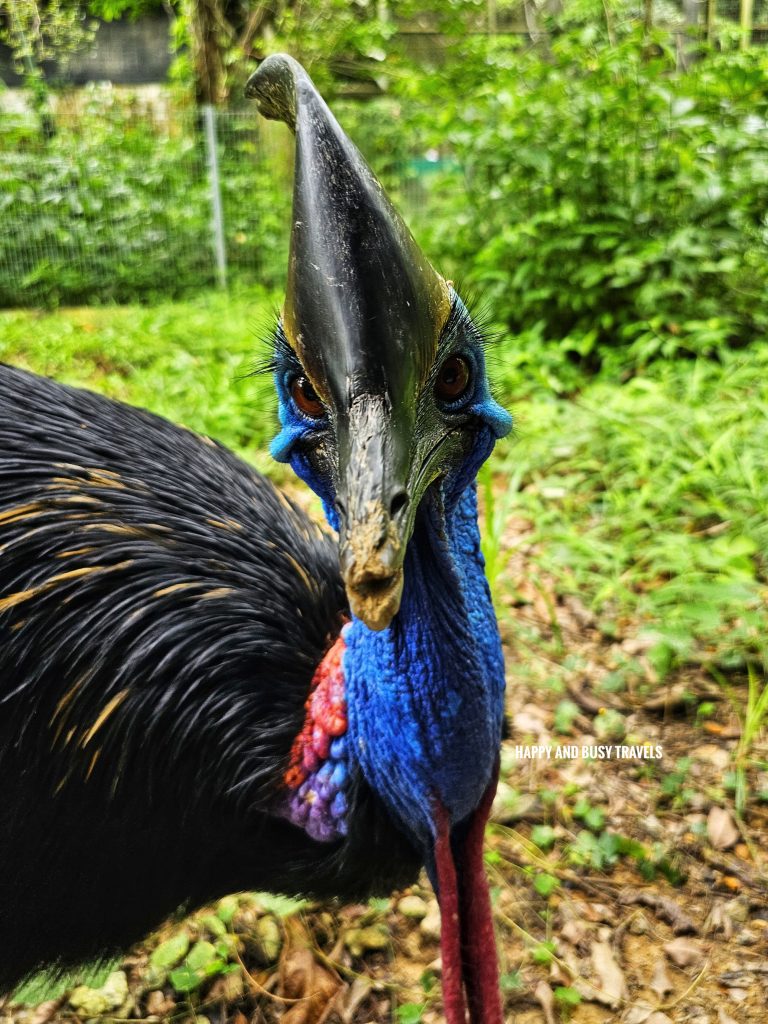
[291,375,325,418]
[435,355,471,403]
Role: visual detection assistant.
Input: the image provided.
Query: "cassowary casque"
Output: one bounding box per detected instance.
[0,54,512,1024]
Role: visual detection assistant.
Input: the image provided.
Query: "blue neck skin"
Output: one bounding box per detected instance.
[269,301,511,849]
[343,460,506,848]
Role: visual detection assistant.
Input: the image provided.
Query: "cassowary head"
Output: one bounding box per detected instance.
[246,55,511,631]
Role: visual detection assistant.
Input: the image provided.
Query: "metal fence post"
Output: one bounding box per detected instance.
[203,104,227,290]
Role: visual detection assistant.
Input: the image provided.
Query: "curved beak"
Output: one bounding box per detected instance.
[337,395,413,631]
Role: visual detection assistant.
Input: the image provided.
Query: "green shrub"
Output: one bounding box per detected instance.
[0,88,290,307]
[412,31,768,366]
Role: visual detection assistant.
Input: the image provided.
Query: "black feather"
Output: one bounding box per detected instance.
[0,364,420,991]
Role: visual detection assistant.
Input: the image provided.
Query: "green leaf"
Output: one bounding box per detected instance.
[531,941,556,965]
[533,873,560,898]
[531,824,556,851]
[554,986,582,1006]
[396,1003,424,1024]
[186,940,218,972]
[150,930,190,970]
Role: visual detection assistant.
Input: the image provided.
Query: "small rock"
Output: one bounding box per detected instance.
[491,782,539,824]
[736,928,758,945]
[629,913,649,935]
[146,991,175,1017]
[693,744,730,770]
[256,914,282,963]
[726,896,750,924]
[420,901,441,942]
[512,704,550,740]
[344,923,390,957]
[561,919,587,947]
[69,971,128,1017]
[645,1015,673,1024]
[590,940,628,1007]
[707,807,739,851]
[398,894,428,920]
[728,988,749,1003]
[644,815,665,837]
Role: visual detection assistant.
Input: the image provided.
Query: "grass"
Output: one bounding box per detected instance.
[1,292,766,688]
[0,290,282,475]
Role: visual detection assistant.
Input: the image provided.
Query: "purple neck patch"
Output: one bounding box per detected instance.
[280,623,350,842]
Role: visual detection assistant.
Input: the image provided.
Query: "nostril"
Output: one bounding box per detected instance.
[336,498,347,519]
[389,490,409,518]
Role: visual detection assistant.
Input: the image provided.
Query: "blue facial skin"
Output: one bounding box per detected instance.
[272,296,512,850]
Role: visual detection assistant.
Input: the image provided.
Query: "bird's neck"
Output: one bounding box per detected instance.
[344,481,505,844]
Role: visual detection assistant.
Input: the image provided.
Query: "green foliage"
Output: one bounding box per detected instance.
[151,930,191,969]
[0,91,289,307]
[408,32,768,365]
[531,824,556,851]
[492,345,768,675]
[0,293,283,472]
[87,0,169,20]
[10,961,121,1006]
[553,699,581,734]
[396,1003,425,1024]
[531,940,556,964]
[554,985,582,1009]
[533,872,560,897]
[0,1,95,75]
[724,664,768,814]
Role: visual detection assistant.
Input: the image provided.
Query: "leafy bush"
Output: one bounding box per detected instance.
[411,31,768,366]
[0,87,290,306]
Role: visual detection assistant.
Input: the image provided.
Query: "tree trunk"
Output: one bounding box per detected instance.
[186,0,229,106]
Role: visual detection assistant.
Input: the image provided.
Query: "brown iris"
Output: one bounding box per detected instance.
[435,355,471,403]
[291,375,324,418]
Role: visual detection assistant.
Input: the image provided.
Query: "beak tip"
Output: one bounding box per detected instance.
[346,571,404,632]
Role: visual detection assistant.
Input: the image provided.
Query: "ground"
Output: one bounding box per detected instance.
[0,296,766,1024]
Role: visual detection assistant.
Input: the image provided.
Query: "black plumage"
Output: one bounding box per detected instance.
[0,364,420,990]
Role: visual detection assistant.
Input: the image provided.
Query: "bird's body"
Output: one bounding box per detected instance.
[0,364,419,988]
[0,55,513,1024]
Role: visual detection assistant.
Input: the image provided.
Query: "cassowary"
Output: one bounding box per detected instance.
[0,55,512,1024]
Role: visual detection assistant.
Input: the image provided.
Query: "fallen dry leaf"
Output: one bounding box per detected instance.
[590,940,628,1007]
[650,958,674,999]
[534,979,556,1024]
[663,938,704,969]
[278,920,343,1024]
[622,1004,655,1024]
[25,1000,65,1024]
[708,806,739,851]
[619,887,698,935]
[340,977,371,1024]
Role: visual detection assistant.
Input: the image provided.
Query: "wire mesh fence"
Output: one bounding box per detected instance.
[0,92,458,308]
